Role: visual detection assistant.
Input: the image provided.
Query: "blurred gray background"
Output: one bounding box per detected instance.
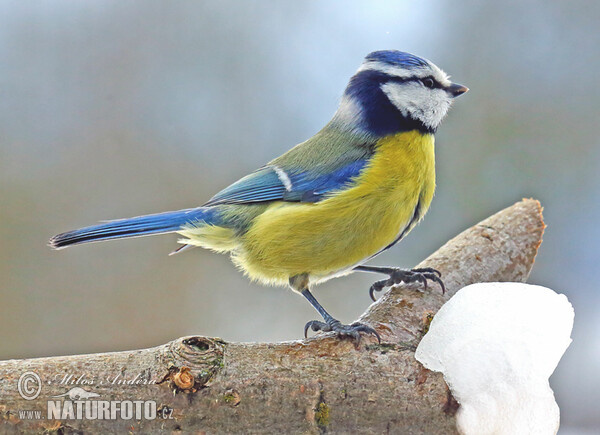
[1,0,598,432]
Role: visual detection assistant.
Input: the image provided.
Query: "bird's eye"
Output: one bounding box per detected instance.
[421,78,435,89]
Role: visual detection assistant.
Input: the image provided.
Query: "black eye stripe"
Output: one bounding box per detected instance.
[385,75,441,88]
[353,70,443,89]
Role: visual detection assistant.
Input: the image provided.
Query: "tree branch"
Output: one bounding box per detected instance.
[0,199,545,434]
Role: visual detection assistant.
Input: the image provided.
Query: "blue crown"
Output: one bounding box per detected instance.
[364,50,429,69]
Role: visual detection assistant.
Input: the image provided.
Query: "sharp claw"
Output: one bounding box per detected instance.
[369,280,387,301]
[371,329,381,344]
[304,320,328,338]
[351,323,381,343]
[432,275,446,294]
[304,322,311,339]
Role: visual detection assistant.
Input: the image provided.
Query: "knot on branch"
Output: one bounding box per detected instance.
[160,336,226,391]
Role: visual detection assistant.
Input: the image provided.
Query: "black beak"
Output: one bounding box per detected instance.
[446,83,469,98]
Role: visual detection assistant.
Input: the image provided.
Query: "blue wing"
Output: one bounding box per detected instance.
[204,159,369,206]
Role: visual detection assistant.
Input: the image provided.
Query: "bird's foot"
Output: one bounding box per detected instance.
[304,319,381,343]
[368,267,445,301]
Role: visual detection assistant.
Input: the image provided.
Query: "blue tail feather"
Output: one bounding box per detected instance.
[49,207,213,249]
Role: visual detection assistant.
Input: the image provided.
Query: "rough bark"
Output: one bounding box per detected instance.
[0,199,545,434]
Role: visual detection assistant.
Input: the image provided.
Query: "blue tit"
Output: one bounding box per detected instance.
[50,50,468,342]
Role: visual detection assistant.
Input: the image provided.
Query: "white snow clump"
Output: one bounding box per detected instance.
[415,282,574,435]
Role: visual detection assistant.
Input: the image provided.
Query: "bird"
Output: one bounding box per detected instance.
[49,50,468,343]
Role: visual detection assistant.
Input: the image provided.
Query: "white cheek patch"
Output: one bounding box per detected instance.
[381,82,452,130]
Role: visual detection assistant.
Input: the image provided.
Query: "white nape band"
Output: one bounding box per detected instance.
[271,165,293,191]
[333,95,363,124]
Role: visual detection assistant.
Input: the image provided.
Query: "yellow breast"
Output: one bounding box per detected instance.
[236,130,436,286]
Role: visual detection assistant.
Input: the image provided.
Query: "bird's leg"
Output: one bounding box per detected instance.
[301,289,381,343]
[354,265,445,301]
[289,275,380,343]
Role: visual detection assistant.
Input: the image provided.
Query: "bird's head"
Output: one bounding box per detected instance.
[334,50,468,136]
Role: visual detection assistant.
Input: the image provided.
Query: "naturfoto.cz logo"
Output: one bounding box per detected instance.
[16,371,173,421]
